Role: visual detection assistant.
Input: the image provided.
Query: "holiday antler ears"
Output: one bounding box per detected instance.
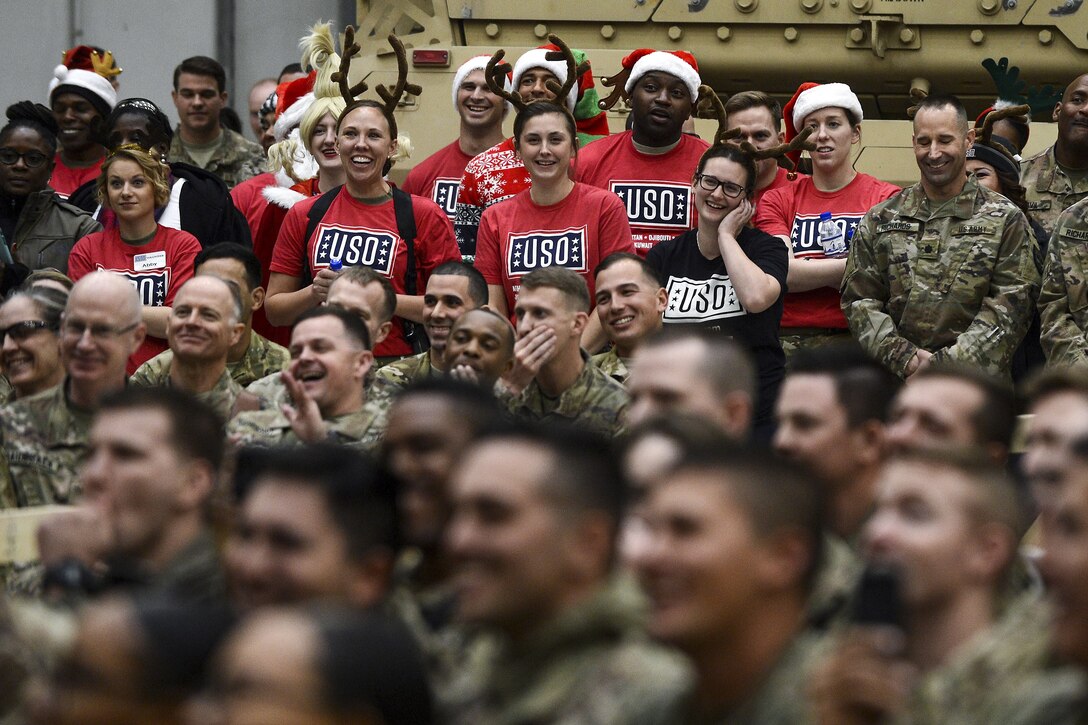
[741,127,816,173]
[978,104,1031,160]
[542,35,588,107]
[485,49,527,112]
[332,26,368,105]
[376,34,423,116]
[695,85,742,147]
[906,87,928,119]
[598,65,632,111]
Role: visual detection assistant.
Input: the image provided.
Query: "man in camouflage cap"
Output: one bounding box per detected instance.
[1039,196,1088,366]
[842,94,1039,380]
[131,276,257,420]
[228,306,384,453]
[441,422,689,723]
[1,271,143,506]
[1020,74,1088,237]
[502,267,629,437]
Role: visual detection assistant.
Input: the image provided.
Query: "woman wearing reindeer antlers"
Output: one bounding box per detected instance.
[645,88,807,440]
[264,27,460,361]
[473,36,635,333]
[753,82,899,363]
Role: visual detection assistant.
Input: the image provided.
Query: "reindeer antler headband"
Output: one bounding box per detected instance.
[331,27,421,138]
[695,85,816,173]
[485,34,586,115]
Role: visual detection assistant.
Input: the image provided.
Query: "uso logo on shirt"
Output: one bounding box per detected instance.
[432,179,460,219]
[97,265,170,306]
[610,182,691,228]
[789,214,862,257]
[663,274,746,323]
[506,227,588,277]
[313,224,398,276]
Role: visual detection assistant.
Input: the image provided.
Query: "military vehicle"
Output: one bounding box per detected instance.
[346,0,1085,186]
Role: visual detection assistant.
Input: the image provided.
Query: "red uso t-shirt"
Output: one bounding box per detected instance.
[754,173,899,329]
[575,131,709,258]
[49,154,105,200]
[753,167,803,208]
[269,190,460,357]
[475,183,635,319]
[67,225,201,373]
[401,140,474,222]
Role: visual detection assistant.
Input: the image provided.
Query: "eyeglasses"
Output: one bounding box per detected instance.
[694,174,746,198]
[0,149,49,169]
[0,320,54,344]
[60,320,139,341]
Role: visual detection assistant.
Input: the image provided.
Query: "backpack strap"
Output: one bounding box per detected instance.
[392,187,417,295]
[299,185,343,287]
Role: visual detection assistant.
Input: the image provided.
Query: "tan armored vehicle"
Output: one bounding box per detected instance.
[347,0,1085,186]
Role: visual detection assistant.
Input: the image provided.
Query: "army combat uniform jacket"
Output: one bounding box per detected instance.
[841,179,1040,378]
[369,351,442,407]
[590,347,631,385]
[1039,197,1088,366]
[227,400,386,454]
[167,127,265,190]
[131,366,250,422]
[0,380,93,507]
[131,331,289,389]
[504,353,630,437]
[1021,145,1088,238]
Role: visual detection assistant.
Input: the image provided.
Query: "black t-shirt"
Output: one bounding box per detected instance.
[645,226,788,427]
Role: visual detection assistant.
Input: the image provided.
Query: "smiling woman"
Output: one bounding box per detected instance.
[0,286,66,402]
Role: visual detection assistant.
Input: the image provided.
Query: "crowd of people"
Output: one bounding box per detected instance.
[0,20,1087,724]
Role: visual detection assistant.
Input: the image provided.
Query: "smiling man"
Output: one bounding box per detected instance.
[444,308,515,390]
[842,94,1040,380]
[577,49,708,257]
[591,253,666,383]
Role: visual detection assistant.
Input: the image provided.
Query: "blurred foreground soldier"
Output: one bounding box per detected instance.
[811,450,1043,724]
[1020,73,1088,237]
[35,388,227,603]
[225,444,398,611]
[633,447,824,723]
[774,344,901,541]
[443,423,689,723]
[1,271,143,506]
[24,596,234,725]
[229,307,384,451]
[131,276,257,420]
[884,365,1016,464]
[196,606,432,725]
[842,94,1039,379]
[503,267,629,436]
[1021,368,1088,513]
[628,327,757,440]
[1039,197,1088,365]
[132,244,288,387]
[444,308,514,390]
[591,253,667,383]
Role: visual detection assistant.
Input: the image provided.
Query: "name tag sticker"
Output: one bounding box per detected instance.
[133,251,167,271]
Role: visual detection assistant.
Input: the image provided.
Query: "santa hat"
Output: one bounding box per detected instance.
[451,55,509,111]
[782,82,862,165]
[48,46,118,118]
[511,45,577,113]
[272,71,317,142]
[622,49,701,102]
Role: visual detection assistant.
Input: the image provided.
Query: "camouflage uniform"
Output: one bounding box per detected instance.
[841,178,1040,378]
[1020,145,1088,238]
[990,666,1088,725]
[504,353,630,437]
[227,399,386,454]
[167,127,265,190]
[0,377,12,406]
[590,347,630,385]
[1039,197,1088,366]
[441,576,691,725]
[132,331,290,389]
[370,351,441,406]
[806,533,863,632]
[131,364,246,421]
[0,381,93,506]
[246,371,376,411]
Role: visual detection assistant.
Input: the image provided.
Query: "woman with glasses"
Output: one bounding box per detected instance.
[753,82,898,361]
[645,145,788,439]
[67,145,201,373]
[0,285,67,403]
[0,101,101,274]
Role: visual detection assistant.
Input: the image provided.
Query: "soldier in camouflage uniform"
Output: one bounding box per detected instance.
[502,267,629,437]
[1,272,143,507]
[1020,74,1088,238]
[1039,197,1088,366]
[130,276,257,420]
[590,253,667,385]
[442,424,690,724]
[228,307,385,453]
[842,95,1040,379]
[371,261,488,404]
[633,447,825,724]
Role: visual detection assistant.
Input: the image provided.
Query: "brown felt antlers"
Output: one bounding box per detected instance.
[332,25,367,104]
[694,85,742,148]
[598,64,632,111]
[695,85,815,172]
[484,34,586,115]
[330,27,420,138]
[377,35,423,118]
[485,49,524,112]
[542,35,588,109]
[979,104,1030,150]
[742,127,815,173]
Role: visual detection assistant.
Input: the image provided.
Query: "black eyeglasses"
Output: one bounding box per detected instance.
[0,320,54,344]
[0,149,49,169]
[694,173,746,198]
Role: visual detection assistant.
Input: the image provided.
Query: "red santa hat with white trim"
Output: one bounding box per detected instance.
[782,81,863,164]
[622,49,701,102]
[272,71,317,142]
[511,45,578,113]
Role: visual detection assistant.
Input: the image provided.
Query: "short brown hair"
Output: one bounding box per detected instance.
[724,90,783,128]
[96,146,171,209]
[519,266,590,312]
